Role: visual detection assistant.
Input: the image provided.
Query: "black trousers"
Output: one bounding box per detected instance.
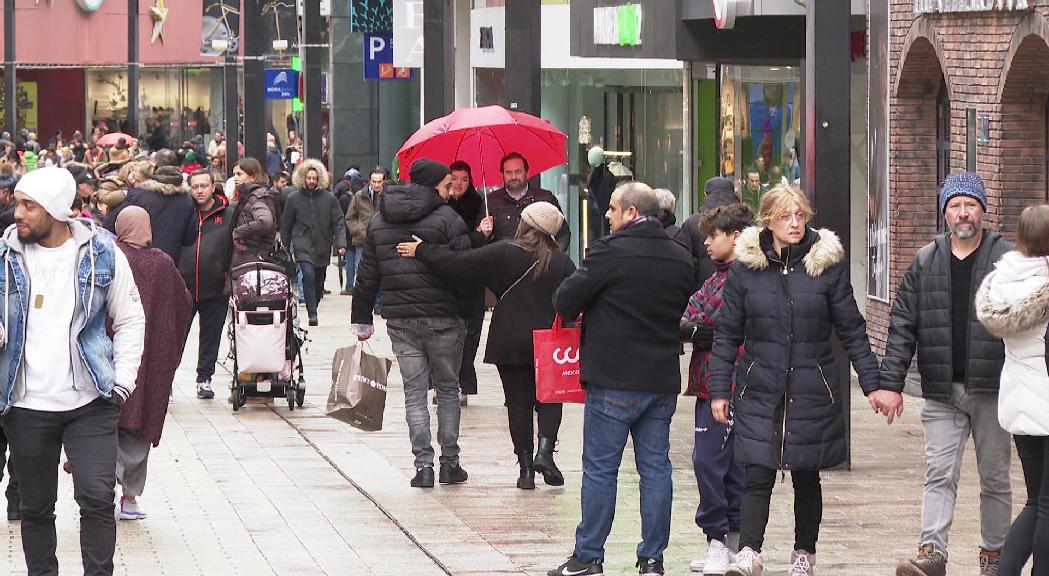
[3,398,121,576]
[1000,434,1049,576]
[458,291,485,395]
[0,422,18,503]
[739,465,822,554]
[496,364,563,455]
[190,295,229,383]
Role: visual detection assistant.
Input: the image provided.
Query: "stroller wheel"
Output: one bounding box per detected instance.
[232,387,242,412]
[286,386,296,411]
[295,388,305,407]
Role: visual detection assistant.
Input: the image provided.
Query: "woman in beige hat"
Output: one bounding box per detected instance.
[397,201,575,490]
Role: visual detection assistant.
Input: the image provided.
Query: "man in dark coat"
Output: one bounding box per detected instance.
[280,158,346,326]
[351,158,471,489]
[484,152,570,251]
[179,169,235,400]
[103,148,197,268]
[549,182,693,576]
[883,173,1013,576]
[676,177,740,291]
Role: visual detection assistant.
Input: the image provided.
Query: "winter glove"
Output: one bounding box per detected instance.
[680,321,700,343]
[692,324,714,348]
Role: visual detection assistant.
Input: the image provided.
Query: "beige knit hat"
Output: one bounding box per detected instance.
[521,201,564,237]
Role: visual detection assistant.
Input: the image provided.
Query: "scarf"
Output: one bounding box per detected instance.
[115,206,152,249]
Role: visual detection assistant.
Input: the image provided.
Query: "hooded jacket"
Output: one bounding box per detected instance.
[350,183,471,323]
[709,226,880,471]
[880,229,1013,402]
[103,166,196,267]
[975,251,1049,436]
[281,159,346,266]
[230,183,281,270]
[179,194,235,301]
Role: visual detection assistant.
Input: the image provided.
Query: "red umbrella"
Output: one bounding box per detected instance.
[95,132,137,147]
[396,106,567,188]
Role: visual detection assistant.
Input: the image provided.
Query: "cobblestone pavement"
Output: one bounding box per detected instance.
[0,273,1033,575]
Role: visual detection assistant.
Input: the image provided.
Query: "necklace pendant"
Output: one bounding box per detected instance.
[33,294,43,309]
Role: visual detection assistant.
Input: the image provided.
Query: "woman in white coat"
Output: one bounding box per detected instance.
[975,204,1049,576]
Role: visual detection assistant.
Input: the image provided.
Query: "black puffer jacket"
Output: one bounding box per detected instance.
[350,184,470,323]
[709,226,881,471]
[880,229,1012,402]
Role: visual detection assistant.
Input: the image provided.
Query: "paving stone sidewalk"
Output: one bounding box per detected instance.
[0,273,1033,575]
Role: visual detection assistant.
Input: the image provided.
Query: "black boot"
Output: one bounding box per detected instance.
[516,452,535,490]
[532,437,564,486]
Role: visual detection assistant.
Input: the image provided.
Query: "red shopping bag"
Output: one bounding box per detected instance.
[533,315,586,404]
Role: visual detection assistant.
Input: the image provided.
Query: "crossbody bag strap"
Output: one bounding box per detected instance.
[501,260,539,298]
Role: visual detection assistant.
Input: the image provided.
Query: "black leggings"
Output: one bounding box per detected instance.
[739,465,822,553]
[496,365,562,455]
[1000,435,1049,576]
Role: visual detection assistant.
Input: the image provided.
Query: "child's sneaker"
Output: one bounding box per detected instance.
[118,497,147,521]
[697,538,731,575]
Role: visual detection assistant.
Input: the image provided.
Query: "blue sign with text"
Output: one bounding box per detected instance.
[364,33,413,81]
[265,69,298,99]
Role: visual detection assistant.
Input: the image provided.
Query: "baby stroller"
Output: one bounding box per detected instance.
[227,261,306,412]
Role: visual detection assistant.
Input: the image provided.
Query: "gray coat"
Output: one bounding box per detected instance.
[280,186,347,266]
[880,229,1013,403]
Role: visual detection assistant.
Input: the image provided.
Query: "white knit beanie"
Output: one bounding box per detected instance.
[15,166,75,223]
[521,201,564,237]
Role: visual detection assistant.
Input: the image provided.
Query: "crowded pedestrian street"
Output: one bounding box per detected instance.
[0,271,1027,576]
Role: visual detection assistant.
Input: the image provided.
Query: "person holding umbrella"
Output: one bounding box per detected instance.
[486,152,570,251]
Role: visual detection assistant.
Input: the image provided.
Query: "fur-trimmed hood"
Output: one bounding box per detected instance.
[976,250,1049,337]
[136,167,189,196]
[292,158,330,190]
[734,226,844,277]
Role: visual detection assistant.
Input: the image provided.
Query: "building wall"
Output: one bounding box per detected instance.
[869,1,1049,353]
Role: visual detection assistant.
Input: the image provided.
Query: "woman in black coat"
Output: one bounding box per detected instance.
[397,201,576,490]
[707,185,901,575]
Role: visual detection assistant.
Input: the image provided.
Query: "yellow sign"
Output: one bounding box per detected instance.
[0,82,39,133]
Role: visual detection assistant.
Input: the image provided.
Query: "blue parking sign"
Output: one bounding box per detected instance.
[364,33,413,81]
[265,69,298,99]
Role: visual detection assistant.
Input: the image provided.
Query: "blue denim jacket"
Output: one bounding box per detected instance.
[0,220,118,413]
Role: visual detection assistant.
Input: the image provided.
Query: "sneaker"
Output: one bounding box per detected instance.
[637,558,664,576]
[547,556,603,576]
[698,539,731,575]
[895,544,947,576]
[979,549,1000,576]
[340,289,352,296]
[118,497,147,520]
[196,380,215,399]
[438,463,468,484]
[168,389,175,405]
[308,315,318,327]
[789,550,815,576]
[410,466,434,488]
[726,547,763,576]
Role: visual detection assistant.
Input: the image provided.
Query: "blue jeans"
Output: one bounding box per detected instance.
[344,245,362,291]
[298,262,327,318]
[574,386,677,563]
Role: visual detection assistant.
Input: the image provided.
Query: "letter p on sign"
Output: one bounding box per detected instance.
[369,36,387,60]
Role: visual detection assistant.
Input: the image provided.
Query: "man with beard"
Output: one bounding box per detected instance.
[0,167,145,575]
[882,173,1013,576]
[485,152,570,251]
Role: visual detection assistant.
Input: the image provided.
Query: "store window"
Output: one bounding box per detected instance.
[719,65,801,211]
[87,67,218,150]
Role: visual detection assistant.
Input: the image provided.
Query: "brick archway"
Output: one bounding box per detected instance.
[995,13,1049,236]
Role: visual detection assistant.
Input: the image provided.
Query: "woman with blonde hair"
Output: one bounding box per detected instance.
[975,204,1049,576]
[709,185,902,575]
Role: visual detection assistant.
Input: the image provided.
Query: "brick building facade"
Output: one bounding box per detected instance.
[867,1,1049,352]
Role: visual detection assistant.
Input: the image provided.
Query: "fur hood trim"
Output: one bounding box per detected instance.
[136,177,189,196]
[292,159,330,189]
[975,268,1049,338]
[734,226,844,277]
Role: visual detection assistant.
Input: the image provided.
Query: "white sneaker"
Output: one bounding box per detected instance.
[699,539,731,575]
[118,497,147,520]
[726,547,763,576]
[789,550,815,576]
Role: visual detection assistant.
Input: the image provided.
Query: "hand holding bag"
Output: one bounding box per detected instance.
[326,343,393,431]
[533,314,586,404]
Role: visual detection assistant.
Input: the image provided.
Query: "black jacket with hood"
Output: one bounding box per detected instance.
[709,226,881,471]
[281,159,347,266]
[350,161,470,324]
[179,194,235,301]
[104,165,196,267]
[880,229,1013,402]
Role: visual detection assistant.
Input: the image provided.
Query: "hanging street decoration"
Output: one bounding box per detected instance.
[150,0,169,45]
[76,0,104,10]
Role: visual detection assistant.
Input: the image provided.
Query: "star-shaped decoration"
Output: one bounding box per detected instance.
[150,0,169,45]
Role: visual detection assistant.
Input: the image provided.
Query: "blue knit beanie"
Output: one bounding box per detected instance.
[940,172,987,214]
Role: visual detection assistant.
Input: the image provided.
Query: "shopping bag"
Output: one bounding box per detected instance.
[533,314,586,404]
[326,344,393,431]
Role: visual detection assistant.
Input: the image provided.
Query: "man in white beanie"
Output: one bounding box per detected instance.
[0,166,145,576]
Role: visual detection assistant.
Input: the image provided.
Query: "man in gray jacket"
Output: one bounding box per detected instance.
[883,173,1012,576]
[281,158,346,326]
